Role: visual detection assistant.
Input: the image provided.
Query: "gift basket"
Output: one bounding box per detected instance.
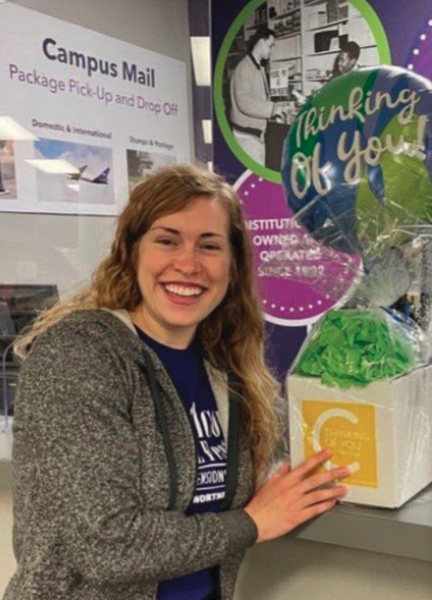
[274,65,432,507]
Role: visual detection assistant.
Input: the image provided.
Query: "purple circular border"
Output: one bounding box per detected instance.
[235,171,361,326]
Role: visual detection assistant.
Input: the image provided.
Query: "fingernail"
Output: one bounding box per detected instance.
[339,467,351,477]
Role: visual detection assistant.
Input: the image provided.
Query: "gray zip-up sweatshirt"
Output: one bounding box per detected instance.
[4,310,258,600]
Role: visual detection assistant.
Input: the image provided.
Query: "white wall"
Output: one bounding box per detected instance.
[0,0,192,297]
[13,0,191,58]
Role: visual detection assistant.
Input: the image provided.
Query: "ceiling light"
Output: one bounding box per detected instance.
[202,119,212,144]
[190,37,210,86]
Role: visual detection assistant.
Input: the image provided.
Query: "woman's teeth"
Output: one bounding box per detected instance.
[163,284,202,297]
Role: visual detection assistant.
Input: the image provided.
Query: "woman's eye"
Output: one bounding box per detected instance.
[157,238,176,246]
[202,243,221,251]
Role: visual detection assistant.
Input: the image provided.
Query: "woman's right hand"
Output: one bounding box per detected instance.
[244,449,349,543]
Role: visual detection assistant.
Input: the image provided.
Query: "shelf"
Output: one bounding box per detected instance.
[275,30,301,40]
[308,17,348,32]
[307,49,340,56]
[306,42,376,58]
[296,484,432,562]
[269,7,300,21]
[303,0,327,6]
[272,56,301,62]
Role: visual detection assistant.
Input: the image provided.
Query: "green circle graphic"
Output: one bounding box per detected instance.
[214,0,391,183]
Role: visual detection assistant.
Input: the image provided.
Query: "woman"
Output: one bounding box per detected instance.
[4,164,347,600]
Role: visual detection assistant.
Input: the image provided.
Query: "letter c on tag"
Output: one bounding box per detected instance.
[312,408,360,473]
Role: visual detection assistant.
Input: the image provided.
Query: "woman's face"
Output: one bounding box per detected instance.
[130,196,232,348]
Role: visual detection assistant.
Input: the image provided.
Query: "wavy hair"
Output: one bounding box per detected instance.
[15,163,280,479]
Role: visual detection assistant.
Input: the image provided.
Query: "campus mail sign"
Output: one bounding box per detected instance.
[0,3,190,215]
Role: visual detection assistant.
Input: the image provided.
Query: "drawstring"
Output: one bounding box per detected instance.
[140,349,178,511]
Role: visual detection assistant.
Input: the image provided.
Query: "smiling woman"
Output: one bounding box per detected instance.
[129,196,231,348]
[6,163,348,600]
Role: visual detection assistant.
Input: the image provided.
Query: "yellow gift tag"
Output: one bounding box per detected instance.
[302,400,378,488]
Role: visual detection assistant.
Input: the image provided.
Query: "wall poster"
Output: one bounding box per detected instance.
[0,3,190,215]
[212,0,432,377]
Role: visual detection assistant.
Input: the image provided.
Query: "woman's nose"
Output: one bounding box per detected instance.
[172,248,201,275]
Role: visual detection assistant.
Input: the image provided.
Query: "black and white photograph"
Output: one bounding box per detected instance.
[221,0,380,173]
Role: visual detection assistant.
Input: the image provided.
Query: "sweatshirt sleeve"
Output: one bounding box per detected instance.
[12,318,258,586]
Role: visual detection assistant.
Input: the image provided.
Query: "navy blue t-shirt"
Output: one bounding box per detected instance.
[135,326,227,600]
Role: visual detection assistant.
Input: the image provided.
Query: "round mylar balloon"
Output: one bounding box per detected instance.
[281,66,432,257]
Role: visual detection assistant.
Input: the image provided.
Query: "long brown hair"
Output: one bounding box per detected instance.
[15,163,280,478]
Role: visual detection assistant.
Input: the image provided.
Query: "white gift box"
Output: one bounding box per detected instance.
[287,365,432,508]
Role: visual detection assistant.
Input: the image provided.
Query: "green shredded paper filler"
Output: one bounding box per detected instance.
[294,309,415,388]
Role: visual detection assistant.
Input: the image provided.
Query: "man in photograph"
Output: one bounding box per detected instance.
[229,26,286,166]
[332,40,361,78]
